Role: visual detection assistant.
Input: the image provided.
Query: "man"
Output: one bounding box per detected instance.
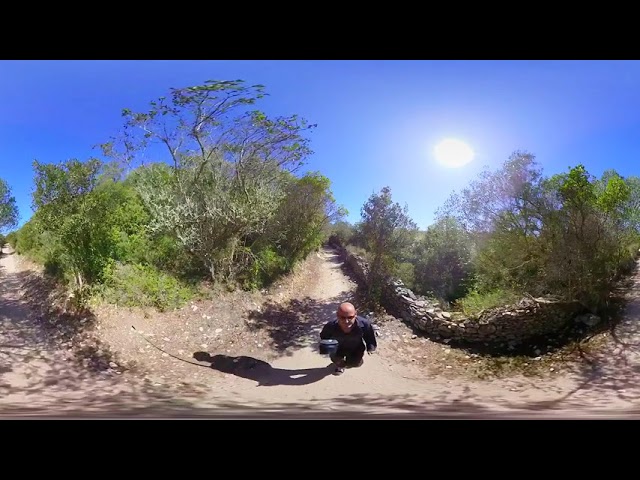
[320,302,377,375]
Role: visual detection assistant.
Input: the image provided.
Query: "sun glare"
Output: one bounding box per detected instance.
[434,138,474,168]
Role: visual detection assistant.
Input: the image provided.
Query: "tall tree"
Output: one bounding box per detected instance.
[359,186,417,303]
[0,178,19,232]
[103,80,317,282]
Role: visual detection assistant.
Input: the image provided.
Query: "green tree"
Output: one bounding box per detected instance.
[0,178,19,232]
[541,164,634,309]
[413,216,474,302]
[105,80,317,283]
[437,151,548,296]
[359,186,417,303]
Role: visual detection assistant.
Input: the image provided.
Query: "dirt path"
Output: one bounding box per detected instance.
[3,245,640,418]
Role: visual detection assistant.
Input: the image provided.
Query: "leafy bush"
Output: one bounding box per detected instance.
[98,262,196,311]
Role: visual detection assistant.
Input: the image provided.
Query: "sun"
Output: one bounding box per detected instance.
[434,138,474,168]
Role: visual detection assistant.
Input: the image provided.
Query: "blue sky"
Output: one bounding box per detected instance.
[1,60,640,231]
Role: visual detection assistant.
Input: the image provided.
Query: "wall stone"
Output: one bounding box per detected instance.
[328,238,585,345]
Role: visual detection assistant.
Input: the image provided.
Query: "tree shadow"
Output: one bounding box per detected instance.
[245,249,359,354]
[245,245,376,354]
[193,352,334,386]
[0,267,166,413]
[519,260,640,409]
[5,391,638,419]
[245,297,342,354]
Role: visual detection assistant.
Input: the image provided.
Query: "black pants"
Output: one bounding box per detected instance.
[330,343,365,368]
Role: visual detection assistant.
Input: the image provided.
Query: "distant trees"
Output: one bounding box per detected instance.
[430,152,639,312]
[357,186,417,303]
[0,177,18,232]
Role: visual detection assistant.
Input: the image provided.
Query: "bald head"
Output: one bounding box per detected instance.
[337,302,356,317]
[337,302,357,332]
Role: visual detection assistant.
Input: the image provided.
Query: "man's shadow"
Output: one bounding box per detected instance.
[193,352,334,387]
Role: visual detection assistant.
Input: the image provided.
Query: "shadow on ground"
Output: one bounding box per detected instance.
[0,265,176,411]
[245,247,361,354]
[193,352,334,386]
[520,263,640,410]
[2,391,640,419]
[245,295,353,354]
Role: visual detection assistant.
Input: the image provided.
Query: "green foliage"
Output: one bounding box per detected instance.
[412,216,474,302]
[455,288,521,316]
[267,172,346,265]
[242,246,289,290]
[395,262,416,291]
[435,156,640,313]
[112,80,319,284]
[359,186,418,303]
[5,231,17,248]
[98,263,195,311]
[326,221,357,246]
[12,79,347,312]
[0,177,18,232]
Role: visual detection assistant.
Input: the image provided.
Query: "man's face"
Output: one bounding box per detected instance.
[337,306,357,332]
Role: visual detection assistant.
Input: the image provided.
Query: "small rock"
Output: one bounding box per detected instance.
[534,349,541,355]
[411,334,417,339]
[200,344,207,349]
[163,337,170,342]
[550,367,555,372]
[445,365,452,369]
[162,353,169,357]
[109,361,118,368]
[258,344,263,348]
[215,328,223,334]
[533,356,542,361]
[465,355,471,359]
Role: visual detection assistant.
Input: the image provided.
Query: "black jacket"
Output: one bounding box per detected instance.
[320,316,377,352]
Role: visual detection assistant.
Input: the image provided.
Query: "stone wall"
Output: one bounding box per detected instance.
[329,239,585,345]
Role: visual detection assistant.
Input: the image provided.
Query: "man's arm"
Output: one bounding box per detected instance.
[320,321,336,340]
[362,318,377,352]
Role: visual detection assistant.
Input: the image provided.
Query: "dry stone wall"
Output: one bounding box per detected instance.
[329,239,585,345]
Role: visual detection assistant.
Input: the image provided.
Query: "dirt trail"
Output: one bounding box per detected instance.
[2,245,640,418]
